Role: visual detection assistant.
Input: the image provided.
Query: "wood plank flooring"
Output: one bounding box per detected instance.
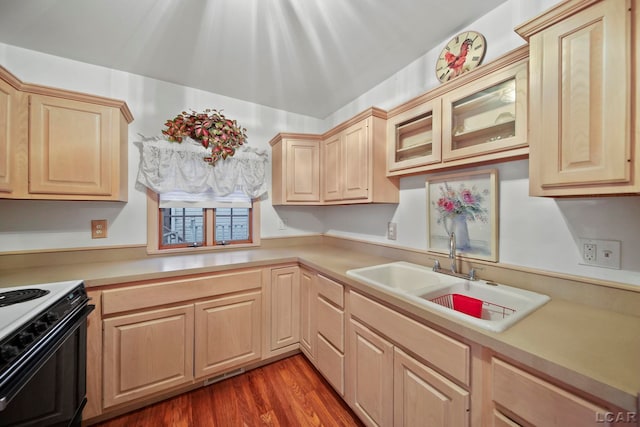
[94,354,364,427]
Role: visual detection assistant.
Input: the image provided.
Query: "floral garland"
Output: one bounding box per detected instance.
[162,109,248,165]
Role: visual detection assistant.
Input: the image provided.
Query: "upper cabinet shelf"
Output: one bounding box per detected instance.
[516,0,639,196]
[0,65,133,201]
[386,46,529,176]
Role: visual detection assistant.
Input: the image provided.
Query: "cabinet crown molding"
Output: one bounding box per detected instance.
[515,0,609,40]
[0,64,134,123]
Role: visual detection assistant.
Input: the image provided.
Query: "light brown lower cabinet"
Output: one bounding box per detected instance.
[299,267,316,359]
[103,305,195,409]
[347,290,471,427]
[490,357,632,427]
[394,347,469,427]
[194,291,262,379]
[268,266,300,353]
[315,274,346,395]
[347,318,470,427]
[348,319,394,427]
[87,265,634,426]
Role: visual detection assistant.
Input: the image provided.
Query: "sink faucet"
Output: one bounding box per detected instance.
[449,232,457,274]
[431,232,477,281]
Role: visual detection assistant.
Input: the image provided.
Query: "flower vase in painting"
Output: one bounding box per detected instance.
[433,182,488,252]
[443,214,471,250]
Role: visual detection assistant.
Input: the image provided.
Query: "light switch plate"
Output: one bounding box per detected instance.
[578,238,621,269]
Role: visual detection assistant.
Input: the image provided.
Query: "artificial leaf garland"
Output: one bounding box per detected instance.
[162,109,248,165]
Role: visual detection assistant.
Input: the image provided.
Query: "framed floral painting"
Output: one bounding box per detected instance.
[426,169,498,262]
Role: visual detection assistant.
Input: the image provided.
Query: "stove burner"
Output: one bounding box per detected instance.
[0,289,50,307]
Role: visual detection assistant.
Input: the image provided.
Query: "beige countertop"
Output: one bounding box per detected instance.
[1,243,638,412]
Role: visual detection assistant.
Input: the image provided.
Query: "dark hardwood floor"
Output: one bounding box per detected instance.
[95,354,364,426]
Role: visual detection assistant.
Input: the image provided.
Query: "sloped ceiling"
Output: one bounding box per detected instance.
[0,0,507,118]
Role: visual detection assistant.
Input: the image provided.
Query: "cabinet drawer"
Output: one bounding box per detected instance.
[102,269,262,315]
[316,334,344,395]
[492,410,521,427]
[318,274,344,308]
[350,290,469,386]
[316,296,344,352]
[317,274,344,308]
[492,358,607,427]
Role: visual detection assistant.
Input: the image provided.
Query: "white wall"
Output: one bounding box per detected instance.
[1,0,639,287]
[321,0,640,286]
[0,43,326,251]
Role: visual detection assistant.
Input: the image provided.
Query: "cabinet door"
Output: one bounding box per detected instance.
[269,266,300,350]
[441,61,527,161]
[29,94,121,197]
[0,78,17,194]
[387,99,442,174]
[394,348,469,427]
[323,133,342,201]
[300,267,316,359]
[194,291,261,379]
[528,0,631,194]
[285,139,321,202]
[103,305,194,408]
[342,119,369,200]
[84,290,103,420]
[347,319,393,427]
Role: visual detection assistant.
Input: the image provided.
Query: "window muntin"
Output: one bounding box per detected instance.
[159,208,205,248]
[214,208,251,244]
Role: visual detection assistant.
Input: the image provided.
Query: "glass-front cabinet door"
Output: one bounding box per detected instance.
[386,99,442,173]
[441,61,527,161]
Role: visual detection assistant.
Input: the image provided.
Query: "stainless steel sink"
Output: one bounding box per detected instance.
[346,261,550,332]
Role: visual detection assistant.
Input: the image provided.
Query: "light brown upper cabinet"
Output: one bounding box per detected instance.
[516,0,639,196]
[0,65,133,201]
[270,134,322,205]
[322,108,399,204]
[386,46,529,177]
[0,73,23,195]
[270,108,399,205]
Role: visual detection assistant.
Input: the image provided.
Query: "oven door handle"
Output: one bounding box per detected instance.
[0,303,94,412]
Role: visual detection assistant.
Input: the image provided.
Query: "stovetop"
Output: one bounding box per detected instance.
[0,280,84,342]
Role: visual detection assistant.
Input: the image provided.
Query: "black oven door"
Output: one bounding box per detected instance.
[0,304,94,427]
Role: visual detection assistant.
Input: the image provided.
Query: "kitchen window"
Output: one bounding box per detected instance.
[146,189,260,253]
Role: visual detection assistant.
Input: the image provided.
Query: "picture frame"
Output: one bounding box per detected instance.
[426,169,498,262]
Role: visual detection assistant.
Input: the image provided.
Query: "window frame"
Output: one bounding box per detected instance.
[146,189,261,254]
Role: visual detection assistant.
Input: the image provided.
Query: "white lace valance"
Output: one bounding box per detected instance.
[135,136,268,199]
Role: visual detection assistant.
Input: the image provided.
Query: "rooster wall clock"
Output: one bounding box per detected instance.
[435,31,486,83]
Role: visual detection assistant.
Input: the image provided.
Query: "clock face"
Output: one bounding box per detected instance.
[435,31,486,83]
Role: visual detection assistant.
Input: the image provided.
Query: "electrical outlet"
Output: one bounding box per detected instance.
[579,238,621,269]
[91,219,108,239]
[583,243,596,262]
[387,222,397,240]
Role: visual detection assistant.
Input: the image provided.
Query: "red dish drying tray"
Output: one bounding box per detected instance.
[429,294,517,319]
[428,293,484,318]
[452,294,483,318]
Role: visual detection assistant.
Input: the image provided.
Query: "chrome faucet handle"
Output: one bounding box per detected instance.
[469,268,476,281]
[431,259,441,271]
